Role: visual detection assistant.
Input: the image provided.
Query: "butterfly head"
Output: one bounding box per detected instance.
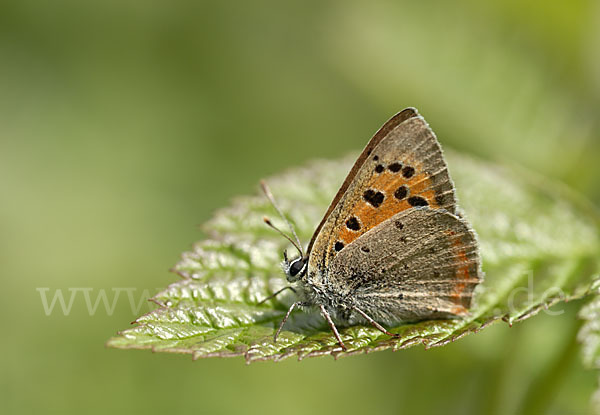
[282,250,307,282]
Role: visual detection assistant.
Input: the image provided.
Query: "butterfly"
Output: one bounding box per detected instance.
[261,107,482,350]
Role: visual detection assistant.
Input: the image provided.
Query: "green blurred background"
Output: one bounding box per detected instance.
[2,0,599,414]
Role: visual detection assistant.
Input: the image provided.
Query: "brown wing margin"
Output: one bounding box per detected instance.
[305,107,420,256]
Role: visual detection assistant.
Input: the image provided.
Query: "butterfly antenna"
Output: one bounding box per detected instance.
[260,180,304,257]
[263,217,303,257]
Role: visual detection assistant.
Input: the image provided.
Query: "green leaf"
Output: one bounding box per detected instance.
[579,295,600,371]
[107,151,600,363]
[579,294,600,414]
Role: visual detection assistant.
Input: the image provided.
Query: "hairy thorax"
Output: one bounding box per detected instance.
[297,270,357,322]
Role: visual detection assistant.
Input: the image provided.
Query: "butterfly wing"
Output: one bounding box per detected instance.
[307,109,457,273]
[328,207,482,321]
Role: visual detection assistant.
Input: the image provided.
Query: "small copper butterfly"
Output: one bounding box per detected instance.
[261,108,483,350]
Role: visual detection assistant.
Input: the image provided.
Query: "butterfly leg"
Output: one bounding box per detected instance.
[258,286,297,305]
[352,306,399,338]
[319,305,347,351]
[274,301,304,343]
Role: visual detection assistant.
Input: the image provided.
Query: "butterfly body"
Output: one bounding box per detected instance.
[266,108,482,349]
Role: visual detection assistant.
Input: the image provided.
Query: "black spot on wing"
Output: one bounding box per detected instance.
[388,162,402,172]
[408,196,429,207]
[375,164,385,173]
[363,189,385,208]
[394,185,408,200]
[346,216,361,231]
[402,166,415,178]
[334,241,344,251]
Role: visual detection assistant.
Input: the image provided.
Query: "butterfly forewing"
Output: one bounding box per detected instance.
[308,112,457,272]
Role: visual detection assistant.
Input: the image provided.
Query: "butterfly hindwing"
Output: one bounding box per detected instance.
[328,207,482,322]
[307,111,457,272]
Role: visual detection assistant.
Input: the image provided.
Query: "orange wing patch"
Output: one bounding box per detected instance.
[335,158,441,247]
[446,230,479,315]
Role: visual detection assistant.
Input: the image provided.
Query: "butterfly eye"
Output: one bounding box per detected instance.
[289,258,306,277]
